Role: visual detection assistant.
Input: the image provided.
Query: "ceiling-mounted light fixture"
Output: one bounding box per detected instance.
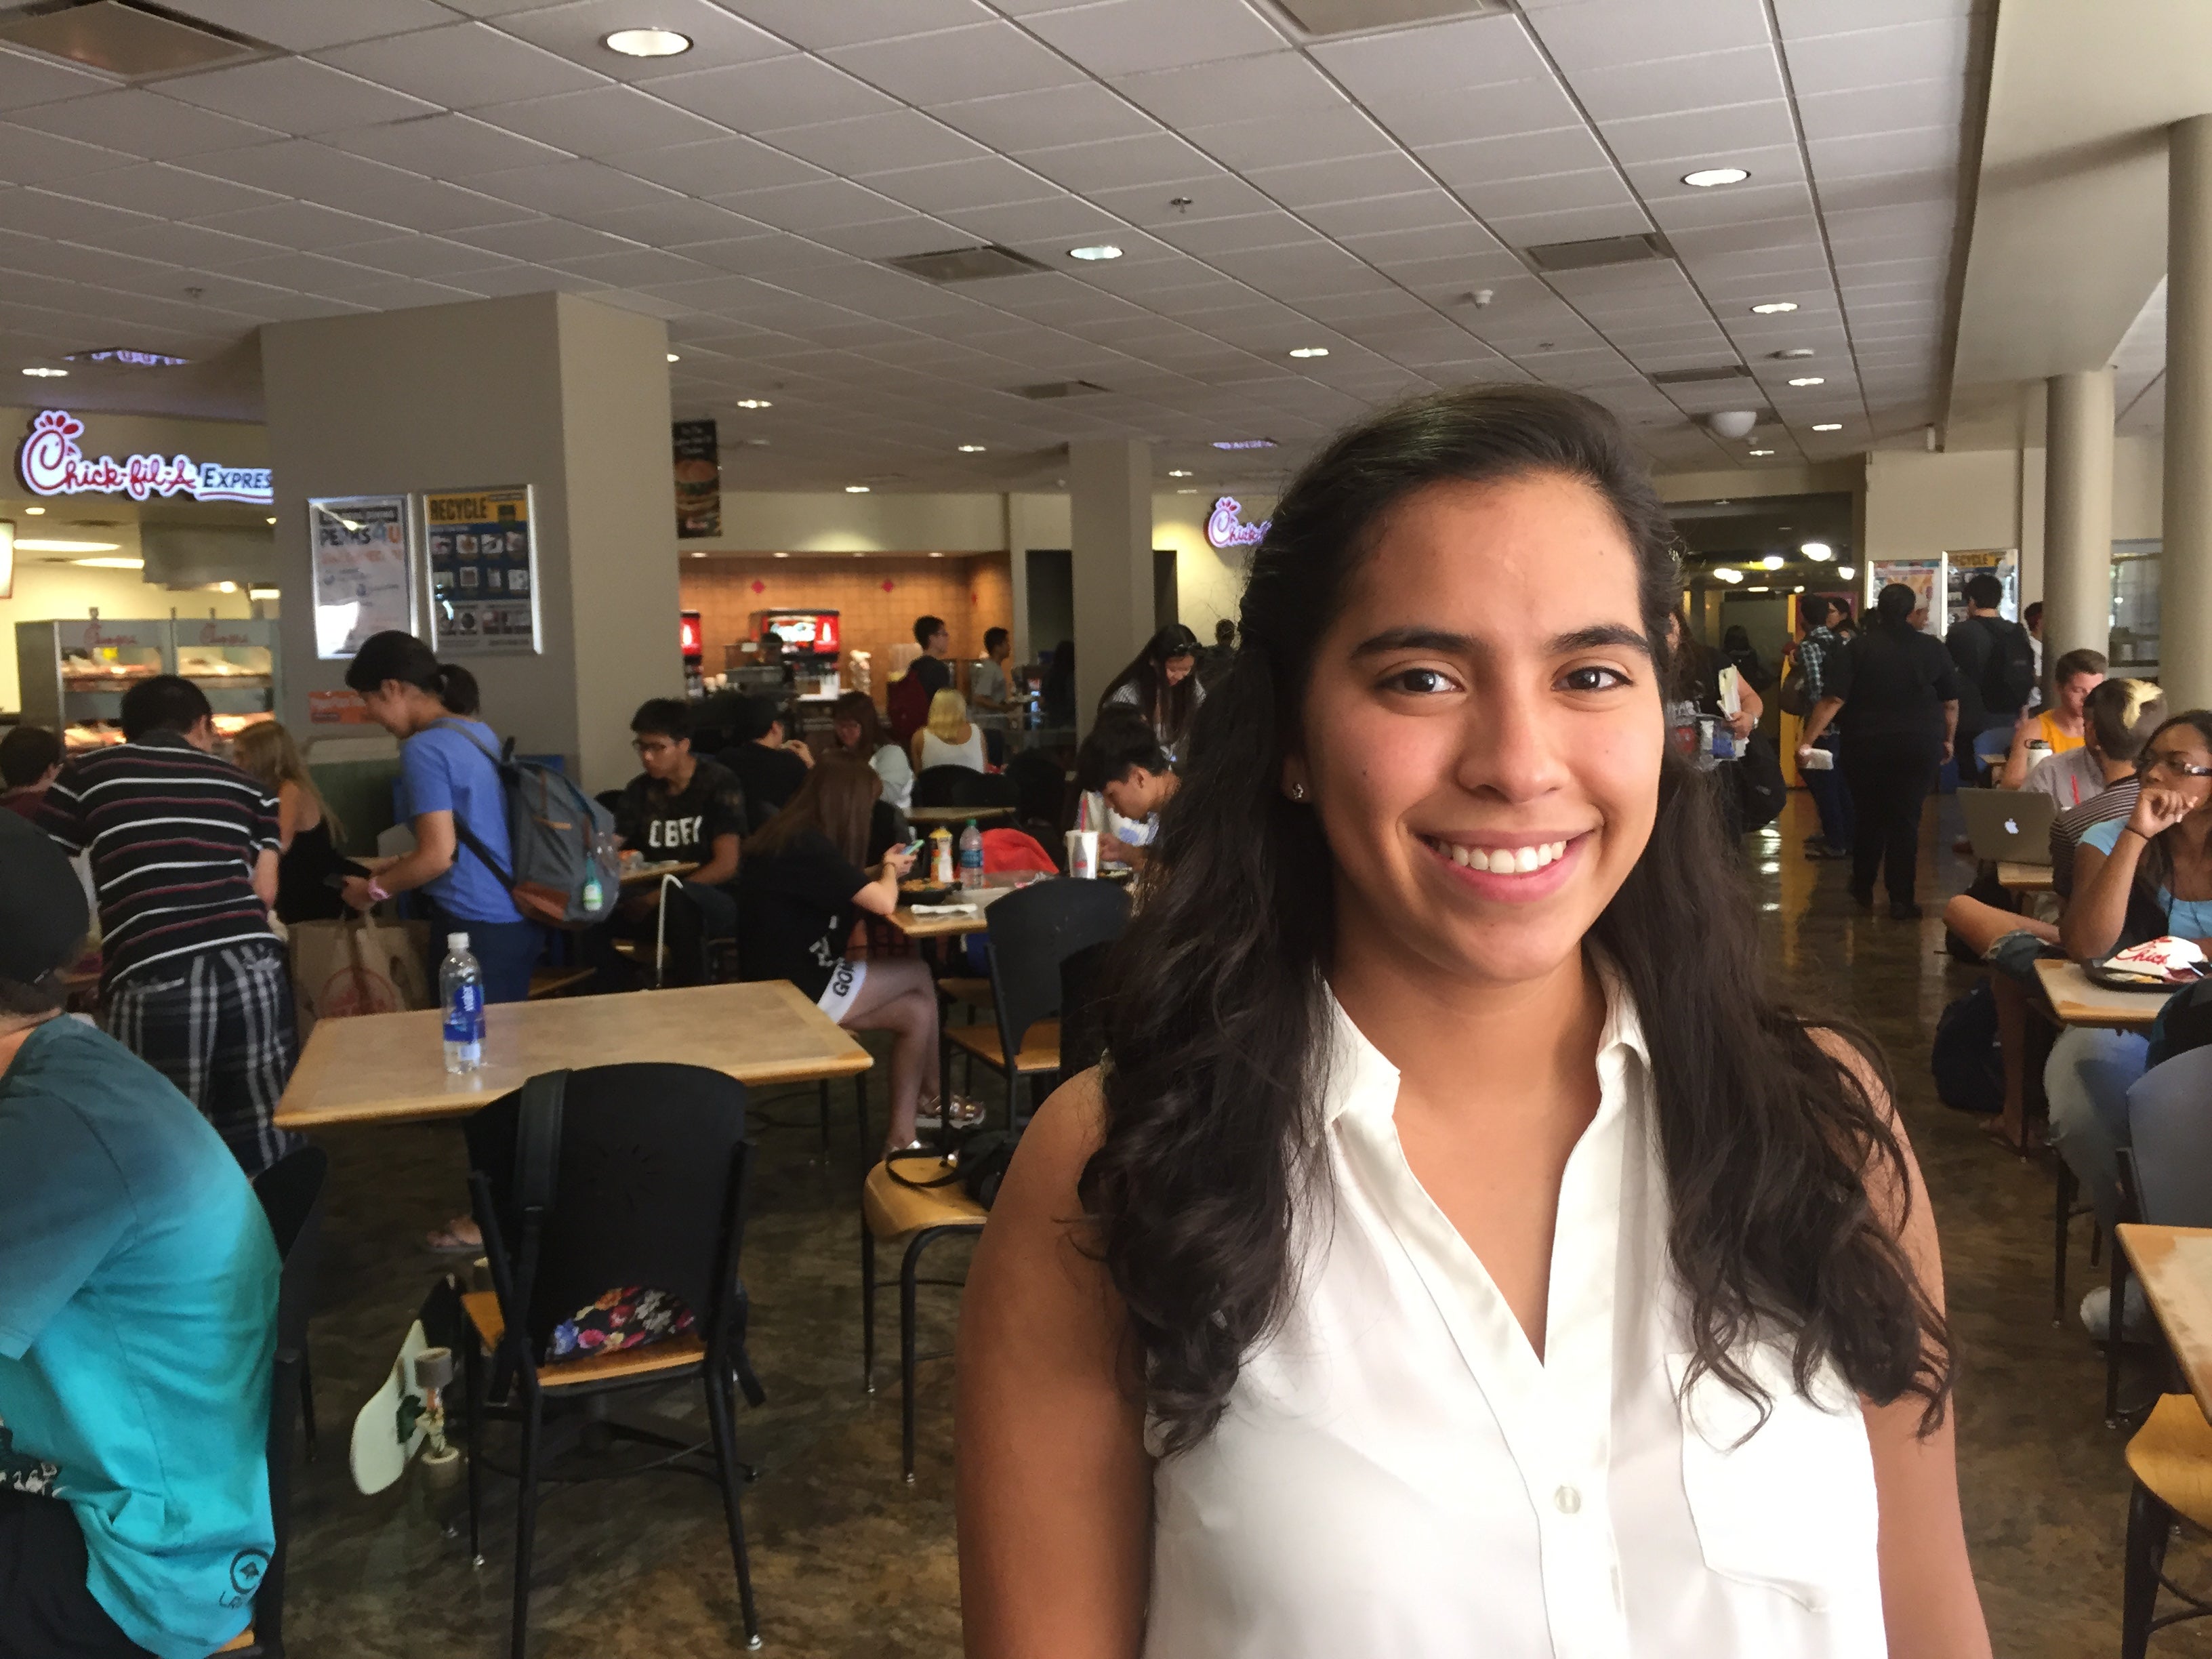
[1787,376,1824,387]
[1713,567,1745,583]
[1839,565,1856,579]
[70,556,143,568]
[1748,447,1774,457]
[603,27,691,56]
[1288,346,1329,358]
[733,398,771,409]
[666,352,680,363]
[1213,438,1276,450]
[957,444,986,452]
[20,366,66,377]
[1704,411,1757,439]
[844,485,870,493]
[1682,166,1750,188]
[1761,554,1784,570]
[1811,422,1842,432]
[22,538,121,554]
[1750,301,1798,315]
[1801,541,1834,560]
[1167,468,1192,477]
[1068,244,1122,261]
[1772,348,1815,360]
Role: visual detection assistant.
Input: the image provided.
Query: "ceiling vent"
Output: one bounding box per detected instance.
[1521,232,1674,272]
[1015,380,1111,401]
[0,1,266,77]
[884,245,1052,284]
[1650,365,1752,387]
[1269,0,1513,36]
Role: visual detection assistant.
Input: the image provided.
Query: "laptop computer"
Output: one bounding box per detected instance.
[1957,787,2055,864]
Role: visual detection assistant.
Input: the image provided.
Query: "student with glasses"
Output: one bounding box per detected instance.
[612,697,745,941]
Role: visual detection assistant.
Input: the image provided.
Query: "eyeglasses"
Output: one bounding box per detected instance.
[2142,752,2212,779]
[631,738,676,755]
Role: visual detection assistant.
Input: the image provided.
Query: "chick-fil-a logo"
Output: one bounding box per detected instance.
[16,410,272,505]
[1206,495,1270,550]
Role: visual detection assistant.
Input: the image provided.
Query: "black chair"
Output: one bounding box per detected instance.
[655,877,715,989]
[1003,750,1070,846]
[911,765,1019,811]
[240,1144,330,1659]
[460,1065,764,1658]
[1056,938,1116,1078]
[947,880,1130,1128]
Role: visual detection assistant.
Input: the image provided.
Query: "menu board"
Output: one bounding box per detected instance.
[308,495,413,659]
[425,486,538,655]
[674,418,720,539]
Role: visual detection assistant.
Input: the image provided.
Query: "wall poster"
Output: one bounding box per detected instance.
[308,495,413,659]
[673,418,720,539]
[424,486,539,655]
[1868,557,1945,632]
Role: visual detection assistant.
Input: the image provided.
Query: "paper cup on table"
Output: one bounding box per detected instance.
[1065,830,1100,879]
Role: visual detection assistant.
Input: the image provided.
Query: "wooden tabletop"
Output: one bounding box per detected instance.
[1999,861,2054,892]
[619,860,698,886]
[905,803,1015,824]
[274,979,870,1128]
[891,903,991,938]
[2033,958,2177,1030]
[2120,1224,2212,1420]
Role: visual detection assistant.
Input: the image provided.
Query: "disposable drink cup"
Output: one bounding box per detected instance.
[1065,830,1100,879]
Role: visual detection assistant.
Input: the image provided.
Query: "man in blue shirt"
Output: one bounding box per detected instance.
[0,811,278,1659]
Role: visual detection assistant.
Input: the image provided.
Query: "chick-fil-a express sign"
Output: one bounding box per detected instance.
[1205,495,1270,550]
[16,409,272,505]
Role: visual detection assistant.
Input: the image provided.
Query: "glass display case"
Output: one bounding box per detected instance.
[16,617,170,749]
[171,611,279,734]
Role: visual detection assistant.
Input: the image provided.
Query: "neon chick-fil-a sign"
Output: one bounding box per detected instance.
[1205,495,1271,550]
[16,409,272,505]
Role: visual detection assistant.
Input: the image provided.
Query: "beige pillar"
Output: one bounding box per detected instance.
[262,293,680,790]
[1069,438,1153,727]
[2042,366,2115,671]
[2167,116,2212,710]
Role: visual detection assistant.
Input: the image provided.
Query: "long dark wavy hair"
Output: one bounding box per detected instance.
[1080,385,1950,1455]
[1099,623,1204,752]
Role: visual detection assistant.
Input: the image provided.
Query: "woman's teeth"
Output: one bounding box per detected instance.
[1429,838,1568,873]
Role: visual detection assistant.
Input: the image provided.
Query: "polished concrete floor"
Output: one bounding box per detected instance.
[282,790,2211,1657]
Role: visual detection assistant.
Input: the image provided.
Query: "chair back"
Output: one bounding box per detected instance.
[1004,750,1069,835]
[2127,1046,2212,1227]
[655,877,713,989]
[464,1065,752,1379]
[1056,938,1116,1076]
[984,879,1131,1063]
[250,1145,329,1658]
[912,765,1019,810]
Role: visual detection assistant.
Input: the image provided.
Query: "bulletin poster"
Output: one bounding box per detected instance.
[425,486,539,655]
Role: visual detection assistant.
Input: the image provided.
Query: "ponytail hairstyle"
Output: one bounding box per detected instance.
[436,663,480,717]
[1873,582,1919,632]
[1082,384,1950,1455]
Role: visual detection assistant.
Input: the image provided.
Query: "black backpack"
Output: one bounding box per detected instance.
[1930,979,2004,1115]
[1971,616,2037,715]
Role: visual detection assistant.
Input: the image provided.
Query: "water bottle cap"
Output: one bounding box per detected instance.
[447,932,470,951]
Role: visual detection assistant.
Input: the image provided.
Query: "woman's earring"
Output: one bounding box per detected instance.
[1289,783,1308,802]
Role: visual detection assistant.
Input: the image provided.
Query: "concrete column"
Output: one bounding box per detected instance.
[2042,366,2115,672]
[263,293,680,790]
[2167,115,2212,710]
[1068,438,1152,726]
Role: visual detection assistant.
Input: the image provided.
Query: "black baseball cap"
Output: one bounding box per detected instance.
[0,811,90,983]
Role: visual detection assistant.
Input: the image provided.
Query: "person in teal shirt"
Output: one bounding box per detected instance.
[0,809,278,1659]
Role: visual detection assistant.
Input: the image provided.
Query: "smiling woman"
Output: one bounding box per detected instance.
[955,386,1990,1659]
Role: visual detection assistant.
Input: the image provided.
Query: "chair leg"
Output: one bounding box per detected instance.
[2123,1479,2175,1659]
[854,1070,868,1151]
[703,1367,762,1650]
[510,1393,541,1659]
[817,1079,832,1153]
[464,1334,485,1568]
[298,1348,317,1462]
[900,1229,930,1484]
[2108,1244,2131,1427]
[2055,1161,2077,1327]
[861,1225,878,1394]
[2093,1223,2105,1268]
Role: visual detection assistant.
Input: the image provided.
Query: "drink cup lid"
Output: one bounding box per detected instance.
[448,932,469,950]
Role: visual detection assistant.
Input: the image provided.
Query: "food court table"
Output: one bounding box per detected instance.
[620,859,698,886]
[2033,959,2177,1031]
[273,979,869,1129]
[2000,861,2054,894]
[905,804,1015,825]
[2118,1224,2212,1420]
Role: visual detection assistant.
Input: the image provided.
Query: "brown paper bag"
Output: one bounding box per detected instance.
[290,913,432,1039]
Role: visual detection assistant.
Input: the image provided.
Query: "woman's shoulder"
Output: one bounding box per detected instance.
[2078,817,2126,856]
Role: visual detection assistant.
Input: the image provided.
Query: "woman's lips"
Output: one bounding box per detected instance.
[1416,831,1591,896]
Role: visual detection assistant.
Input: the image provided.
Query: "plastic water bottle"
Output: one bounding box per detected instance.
[439,933,485,1075]
[958,819,984,888]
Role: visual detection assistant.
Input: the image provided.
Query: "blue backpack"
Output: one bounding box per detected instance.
[435,721,617,931]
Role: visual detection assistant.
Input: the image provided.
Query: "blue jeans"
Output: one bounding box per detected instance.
[1804,731,1853,849]
[2046,1025,2150,1234]
[420,902,542,1004]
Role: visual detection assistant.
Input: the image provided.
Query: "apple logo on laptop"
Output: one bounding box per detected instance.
[2003,818,2019,835]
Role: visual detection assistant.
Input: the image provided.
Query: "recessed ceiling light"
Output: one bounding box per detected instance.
[1746,585,1771,593]
[1682,166,1751,188]
[70,556,142,568]
[666,352,680,363]
[1750,302,1798,315]
[689,550,705,558]
[1794,586,1805,594]
[1761,554,1784,570]
[1068,244,1122,261]
[1714,568,1744,583]
[845,485,869,493]
[1167,468,1192,477]
[22,538,121,554]
[928,550,944,558]
[1213,438,1276,450]
[24,506,44,515]
[733,398,772,410]
[1288,346,1329,359]
[603,27,691,57]
[957,444,986,453]
[1748,448,1775,456]
[264,516,276,525]
[1801,542,1834,560]
[21,366,66,377]
[1772,348,1815,360]
[249,587,279,600]
[1811,422,1843,432]
[1839,565,1856,579]
[1787,376,1824,387]
[773,551,789,558]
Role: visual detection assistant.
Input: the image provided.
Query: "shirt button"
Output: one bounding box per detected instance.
[1553,1484,1582,1515]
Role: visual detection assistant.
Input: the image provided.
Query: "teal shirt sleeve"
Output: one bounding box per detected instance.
[0,1092,127,1359]
[2081,818,2125,857]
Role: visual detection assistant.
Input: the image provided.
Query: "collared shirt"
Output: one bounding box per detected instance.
[1797,625,1842,705]
[38,732,279,991]
[1144,978,1887,1659]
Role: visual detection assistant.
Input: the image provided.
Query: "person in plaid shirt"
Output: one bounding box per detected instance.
[1793,597,1855,859]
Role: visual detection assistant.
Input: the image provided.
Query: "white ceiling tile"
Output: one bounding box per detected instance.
[470,157,684,215]
[1303,189,1471,240]
[933,81,1160,150]
[447,215,638,260]
[154,57,441,135]
[1359,78,1587,152]
[855,154,1058,216]
[1806,127,1957,180]
[1816,168,1958,213]
[1084,173,1271,228]
[1527,0,1773,70]
[0,45,113,111]
[1022,131,1216,192]
[477,83,729,155]
[1337,221,1516,267]
[646,53,896,131]
[1180,107,1396,173]
[1112,48,1340,128]
[226,247,403,295]
[1774,0,1978,39]
[715,0,995,50]
[712,177,911,233]
[607,135,826,196]
[1245,149,1433,209]
[61,161,283,219]
[316,21,608,106]
[1488,201,1654,245]
[1645,181,1818,232]
[342,234,527,278]
[1794,79,1963,142]
[0,122,138,185]
[192,140,540,232]
[1420,127,1612,188]
[160,0,455,50]
[583,197,781,247]
[547,246,720,287]
[810,215,968,259]
[0,187,155,242]
[1569,47,1784,121]
[1151,210,1314,255]
[499,0,794,81]
[1456,167,1637,222]
[82,218,284,268]
[1310,12,1550,104]
[330,111,568,176]
[194,197,404,249]
[1597,100,1801,165]
[759,110,988,176]
[5,86,282,155]
[1781,19,1969,96]
[1021,0,1286,79]
[827,22,1085,105]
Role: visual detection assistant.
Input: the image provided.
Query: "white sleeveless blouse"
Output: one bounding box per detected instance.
[1144,985,1887,1658]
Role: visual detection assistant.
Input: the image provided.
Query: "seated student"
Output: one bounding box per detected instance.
[614,698,745,939]
[1076,708,1179,869]
[0,724,62,820]
[2020,677,2162,809]
[828,689,914,811]
[1941,680,2165,1151]
[0,811,279,1659]
[911,688,987,774]
[716,695,812,833]
[1999,647,2108,787]
[735,754,941,1153]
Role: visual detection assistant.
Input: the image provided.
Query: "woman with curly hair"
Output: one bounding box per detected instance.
[956,385,1986,1657]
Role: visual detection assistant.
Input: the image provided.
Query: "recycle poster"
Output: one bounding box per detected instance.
[425,486,537,655]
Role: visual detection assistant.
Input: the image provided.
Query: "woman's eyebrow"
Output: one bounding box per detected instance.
[1349,623,1653,659]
